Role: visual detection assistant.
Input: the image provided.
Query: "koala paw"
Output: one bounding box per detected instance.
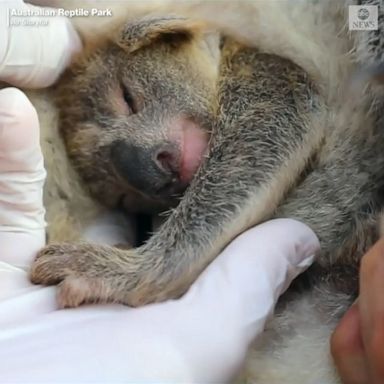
[30,243,127,308]
[31,244,85,284]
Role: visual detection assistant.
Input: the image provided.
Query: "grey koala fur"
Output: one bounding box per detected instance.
[30,0,384,382]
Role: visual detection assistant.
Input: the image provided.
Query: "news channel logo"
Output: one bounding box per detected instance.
[349,5,378,30]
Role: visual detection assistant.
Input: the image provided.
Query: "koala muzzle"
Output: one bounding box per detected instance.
[110,140,185,198]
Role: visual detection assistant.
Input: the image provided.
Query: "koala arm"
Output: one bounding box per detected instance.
[31,43,325,306]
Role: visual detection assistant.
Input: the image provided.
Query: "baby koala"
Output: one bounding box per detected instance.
[31,6,384,304]
[31,5,384,303]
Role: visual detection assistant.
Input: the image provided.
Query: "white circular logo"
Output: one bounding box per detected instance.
[358,8,370,20]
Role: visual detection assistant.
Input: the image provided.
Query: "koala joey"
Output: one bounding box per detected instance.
[31,1,384,382]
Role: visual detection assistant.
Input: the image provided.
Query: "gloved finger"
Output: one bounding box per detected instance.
[0,87,46,268]
[204,218,319,297]
[0,0,82,88]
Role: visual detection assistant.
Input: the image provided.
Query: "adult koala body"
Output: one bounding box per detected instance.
[31,1,384,382]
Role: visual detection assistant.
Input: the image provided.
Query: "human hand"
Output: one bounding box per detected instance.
[331,238,384,384]
[0,0,82,88]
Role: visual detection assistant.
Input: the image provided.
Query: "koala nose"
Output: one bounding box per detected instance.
[110,141,184,198]
[154,147,179,175]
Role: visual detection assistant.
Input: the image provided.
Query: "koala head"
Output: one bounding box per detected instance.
[55,15,219,213]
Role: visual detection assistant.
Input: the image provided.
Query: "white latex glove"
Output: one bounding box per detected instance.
[0,0,81,88]
[0,0,81,266]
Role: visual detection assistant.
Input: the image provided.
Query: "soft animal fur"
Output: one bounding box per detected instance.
[30,0,384,382]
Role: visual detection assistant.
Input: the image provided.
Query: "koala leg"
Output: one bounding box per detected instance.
[30,45,325,307]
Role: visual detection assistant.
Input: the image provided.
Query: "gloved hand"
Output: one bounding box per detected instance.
[0,0,81,291]
[0,0,81,272]
[0,0,81,88]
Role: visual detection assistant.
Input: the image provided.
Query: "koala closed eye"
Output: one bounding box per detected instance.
[122,84,137,114]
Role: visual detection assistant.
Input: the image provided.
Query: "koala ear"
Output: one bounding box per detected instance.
[116,15,205,52]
